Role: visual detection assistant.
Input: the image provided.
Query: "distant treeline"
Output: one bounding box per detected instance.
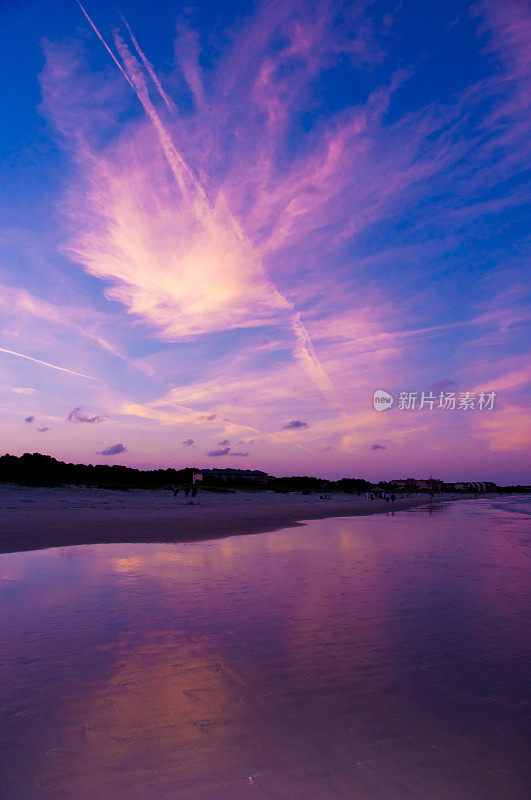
[268,476,371,493]
[0,452,527,493]
[0,453,374,491]
[0,453,196,490]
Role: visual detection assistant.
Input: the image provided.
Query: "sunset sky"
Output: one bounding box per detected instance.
[0,0,529,483]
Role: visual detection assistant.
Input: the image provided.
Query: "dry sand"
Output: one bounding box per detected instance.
[0,484,444,553]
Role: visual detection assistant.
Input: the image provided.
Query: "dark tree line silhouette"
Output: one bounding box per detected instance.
[0,452,523,492]
[0,452,373,491]
[0,452,197,489]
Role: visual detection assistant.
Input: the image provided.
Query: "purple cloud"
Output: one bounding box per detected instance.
[182,439,194,446]
[206,447,230,457]
[229,451,249,457]
[38,426,50,433]
[98,443,127,456]
[67,406,104,424]
[24,415,34,424]
[430,379,458,393]
[283,420,308,429]
[218,439,230,446]
[370,444,386,450]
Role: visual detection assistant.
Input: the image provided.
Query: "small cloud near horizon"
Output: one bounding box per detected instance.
[182,439,194,446]
[199,413,217,421]
[229,451,248,457]
[98,443,127,456]
[67,406,104,424]
[218,439,230,446]
[430,379,458,393]
[24,415,34,424]
[207,447,230,457]
[370,444,386,450]
[283,420,308,430]
[38,426,50,433]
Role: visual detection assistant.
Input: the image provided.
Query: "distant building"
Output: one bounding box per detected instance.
[198,468,269,485]
[390,479,497,494]
[453,481,496,493]
[392,480,410,490]
[389,477,441,491]
[417,479,441,491]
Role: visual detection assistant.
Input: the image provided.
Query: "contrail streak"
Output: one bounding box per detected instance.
[292,313,341,409]
[113,30,208,203]
[76,4,339,410]
[121,15,175,112]
[0,347,99,381]
[76,1,134,89]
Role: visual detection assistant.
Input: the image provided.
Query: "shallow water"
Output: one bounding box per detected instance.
[0,497,529,799]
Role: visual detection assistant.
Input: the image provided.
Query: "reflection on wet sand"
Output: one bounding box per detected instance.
[0,498,529,799]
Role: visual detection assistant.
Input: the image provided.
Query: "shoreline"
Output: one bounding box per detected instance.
[0,485,478,555]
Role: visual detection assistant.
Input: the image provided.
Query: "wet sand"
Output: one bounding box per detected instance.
[0,496,529,799]
[0,484,440,554]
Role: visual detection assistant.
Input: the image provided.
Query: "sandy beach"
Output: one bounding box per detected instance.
[0,484,448,554]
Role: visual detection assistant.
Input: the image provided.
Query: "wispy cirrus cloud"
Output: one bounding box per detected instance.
[40,2,375,413]
[50,19,291,344]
